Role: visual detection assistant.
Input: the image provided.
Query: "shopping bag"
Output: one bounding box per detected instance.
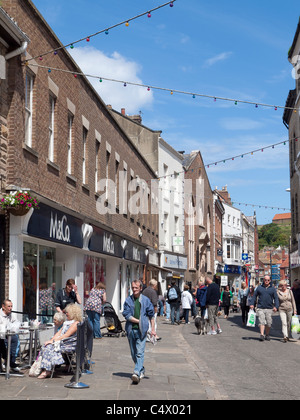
[247,309,256,328]
[291,315,300,334]
[29,353,42,377]
[204,309,208,320]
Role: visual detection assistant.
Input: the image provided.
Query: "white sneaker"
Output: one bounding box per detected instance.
[131,373,140,384]
[217,328,222,334]
[207,330,217,335]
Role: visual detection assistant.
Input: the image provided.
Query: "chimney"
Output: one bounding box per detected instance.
[121,108,126,115]
[217,186,232,205]
[129,114,142,124]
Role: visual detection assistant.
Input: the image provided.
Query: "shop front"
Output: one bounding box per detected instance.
[8,202,148,320]
[161,252,187,291]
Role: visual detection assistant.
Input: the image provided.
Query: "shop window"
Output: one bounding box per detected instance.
[23,243,38,320]
[39,246,57,323]
[84,255,106,305]
[23,242,57,323]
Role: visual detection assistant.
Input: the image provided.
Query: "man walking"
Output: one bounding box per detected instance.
[123,280,155,384]
[205,277,222,335]
[142,279,161,340]
[167,280,181,325]
[250,275,279,341]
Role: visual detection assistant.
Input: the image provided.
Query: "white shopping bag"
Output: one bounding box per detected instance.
[247,309,256,328]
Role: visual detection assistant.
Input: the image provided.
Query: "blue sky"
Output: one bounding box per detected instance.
[33,0,299,225]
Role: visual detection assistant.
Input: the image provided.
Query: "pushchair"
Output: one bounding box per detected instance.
[102,302,126,337]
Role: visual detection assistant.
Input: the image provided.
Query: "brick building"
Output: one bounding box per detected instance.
[0,0,158,318]
[110,107,187,293]
[182,151,214,285]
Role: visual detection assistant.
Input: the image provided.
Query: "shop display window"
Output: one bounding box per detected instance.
[84,255,106,305]
[23,242,57,322]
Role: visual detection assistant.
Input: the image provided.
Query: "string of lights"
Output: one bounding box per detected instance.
[155,186,290,211]
[25,63,300,113]
[24,1,176,63]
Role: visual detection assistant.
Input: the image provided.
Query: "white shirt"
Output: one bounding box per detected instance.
[181,291,193,309]
[0,309,17,329]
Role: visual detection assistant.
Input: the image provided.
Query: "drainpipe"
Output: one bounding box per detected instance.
[5,41,28,61]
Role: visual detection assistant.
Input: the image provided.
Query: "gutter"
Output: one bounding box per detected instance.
[5,41,28,60]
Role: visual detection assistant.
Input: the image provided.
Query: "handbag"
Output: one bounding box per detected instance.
[246,309,256,328]
[29,352,42,377]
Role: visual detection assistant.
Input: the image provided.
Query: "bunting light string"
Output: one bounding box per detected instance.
[150,136,297,182]
[26,63,300,114]
[24,1,176,63]
[204,138,295,168]
[141,185,290,212]
[231,202,290,212]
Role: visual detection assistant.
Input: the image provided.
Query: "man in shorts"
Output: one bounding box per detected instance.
[250,275,279,341]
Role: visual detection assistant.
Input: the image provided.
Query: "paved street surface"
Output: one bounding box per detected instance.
[0,312,299,401]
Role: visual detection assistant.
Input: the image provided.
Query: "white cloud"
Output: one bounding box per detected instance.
[70,46,154,114]
[203,52,233,68]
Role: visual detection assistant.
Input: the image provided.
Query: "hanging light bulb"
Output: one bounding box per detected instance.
[86,37,90,42]
[148,12,151,18]
[70,44,74,49]
[170,2,174,7]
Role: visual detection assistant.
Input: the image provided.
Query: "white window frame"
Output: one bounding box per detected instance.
[82,127,88,185]
[49,95,55,162]
[67,114,73,174]
[25,72,34,147]
[95,139,100,192]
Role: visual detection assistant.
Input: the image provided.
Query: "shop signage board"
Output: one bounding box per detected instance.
[27,203,83,248]
[28,203,148,263]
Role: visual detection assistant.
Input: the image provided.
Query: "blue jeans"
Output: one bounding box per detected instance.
[170,302,180,324]
[183,309,190,324]
[165,302,170,319]
[86,310,102,338]
[128,329,146,376]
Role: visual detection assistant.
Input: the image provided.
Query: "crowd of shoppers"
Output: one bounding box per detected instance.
[1,273,299,385]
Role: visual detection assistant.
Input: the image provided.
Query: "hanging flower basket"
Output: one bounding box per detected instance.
[0,190,39,216]
[9,206,30,216]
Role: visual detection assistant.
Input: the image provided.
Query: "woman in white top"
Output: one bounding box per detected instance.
[181,284,193,324]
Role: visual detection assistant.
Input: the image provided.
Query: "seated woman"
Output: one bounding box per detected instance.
[53,311,66,333]
[36,304,83,379]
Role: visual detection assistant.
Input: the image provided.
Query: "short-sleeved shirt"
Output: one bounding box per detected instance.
[55,288,78,311]
[84,288,105,314]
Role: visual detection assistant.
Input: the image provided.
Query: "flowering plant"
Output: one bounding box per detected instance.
[0,190,39,211]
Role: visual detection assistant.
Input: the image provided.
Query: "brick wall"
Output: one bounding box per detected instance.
[1,0,158,249]
[184,152,214,284]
